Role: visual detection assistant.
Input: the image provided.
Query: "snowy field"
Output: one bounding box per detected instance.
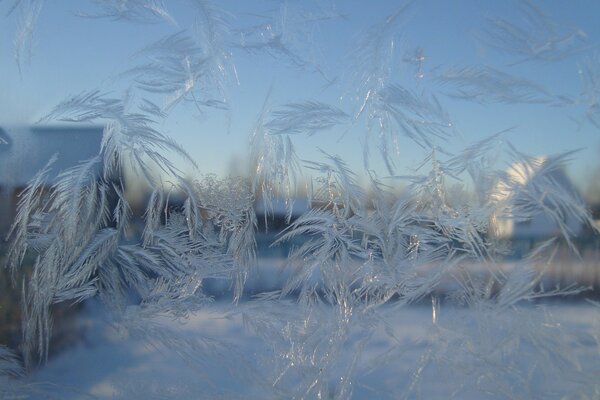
[16,254,600,399]
[27,299,600,399]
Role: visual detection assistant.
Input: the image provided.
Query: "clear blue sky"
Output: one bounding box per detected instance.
[1,0,600,193]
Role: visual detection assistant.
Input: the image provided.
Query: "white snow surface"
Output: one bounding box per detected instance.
[29,300,600,399]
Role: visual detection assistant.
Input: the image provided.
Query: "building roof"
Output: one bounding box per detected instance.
[254,196,310,218]
[0,125,103,187]
[490,156,584,239]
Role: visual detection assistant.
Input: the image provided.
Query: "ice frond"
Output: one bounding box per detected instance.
[0,345,23,378]
[445,130,509,204]
[142,189,164,246]
[577,52,600,128]
[20,177,119,363]
[129,31,229,114]
[405,150,453,216]
[407,304,585,398]
[58,228,119,297]
[489,240,589,309]
[116,309,263,396]
[346,3,413,111]
[436,65,554,104]
[402,46,426,79]
[189,0,230,58]
[41,91,195,184]
[275,206,366,298]
[148,218,231,279]
[38,90,126,123]
[480,0,591,64]
[2,0,23,16]
[82,0,176,24]
[176,177,202,238]
[2,1,599,397]
[445,129,508,176]
[189,0,236,109]
[360,84,454,173]
[49,155,103,234]
[138,30,200,56]
[13,0,43,74]
[492,146,594,254]
[234,1,342,79]
[304,151,366,218]
[138,98,167,119]
[251,100,302,226]
[378,85,454,147]
[5,153,57,272]
[0,345,29,399]
[235,293,378,399]
[266,101,349,136]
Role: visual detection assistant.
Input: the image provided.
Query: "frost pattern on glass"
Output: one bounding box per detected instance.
[2,0,600,398]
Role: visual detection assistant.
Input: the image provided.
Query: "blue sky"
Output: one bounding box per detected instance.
[1,0,600,193]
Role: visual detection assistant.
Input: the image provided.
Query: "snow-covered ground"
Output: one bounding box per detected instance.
[28,299,600,399]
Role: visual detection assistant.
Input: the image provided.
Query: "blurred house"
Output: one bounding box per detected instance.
[254,197,311,258]
[254,197,310,232]
[490,156,584,242]
[0,125,103,234]
[591,204,600,231]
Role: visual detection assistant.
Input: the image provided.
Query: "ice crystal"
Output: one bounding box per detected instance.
[1,0,599,398]
[82,0,175,24]
[10,0,44,73]
[480,0,591,64]
[436,65,555,104]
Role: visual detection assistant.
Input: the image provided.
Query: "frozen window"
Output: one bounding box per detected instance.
[1,2,600,398]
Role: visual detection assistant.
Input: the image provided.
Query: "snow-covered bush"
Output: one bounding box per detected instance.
[2,1,600,398]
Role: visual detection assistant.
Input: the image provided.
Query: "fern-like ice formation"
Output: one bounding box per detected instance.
[1,0,600,398]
